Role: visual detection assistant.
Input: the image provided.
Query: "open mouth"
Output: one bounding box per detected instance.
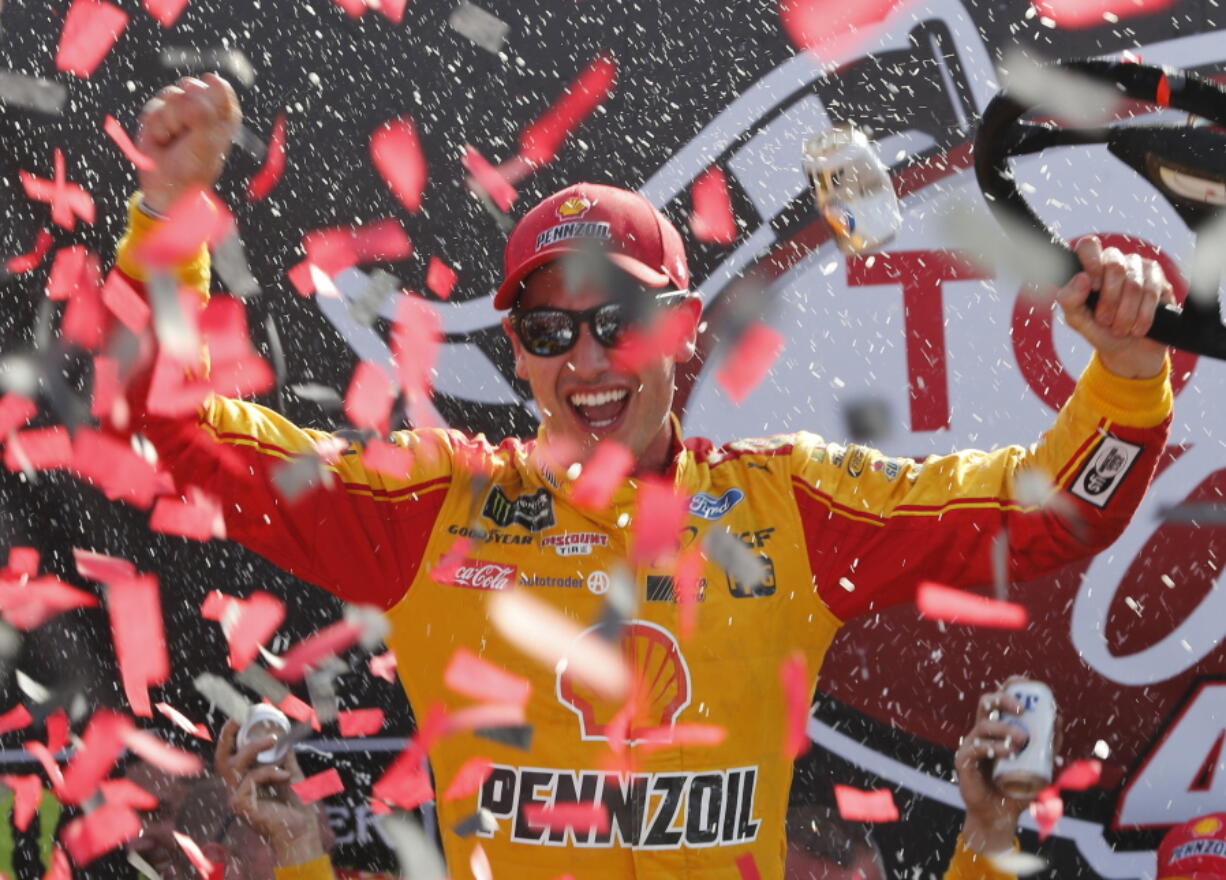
[567,387,631,431]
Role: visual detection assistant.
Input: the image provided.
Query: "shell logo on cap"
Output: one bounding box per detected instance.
[1194,817,1224,835]
[556,196,592,220]
[556,619,691,744]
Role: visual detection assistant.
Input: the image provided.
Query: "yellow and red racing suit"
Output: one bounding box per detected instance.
[115,199,1171,880]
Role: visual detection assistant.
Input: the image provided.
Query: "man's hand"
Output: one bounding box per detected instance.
[215,719,325,868]
[955,689,1034,855]
[137,74,240,215]
[1056,235,1173,380]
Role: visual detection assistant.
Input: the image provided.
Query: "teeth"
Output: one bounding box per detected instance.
[568,389,629,408]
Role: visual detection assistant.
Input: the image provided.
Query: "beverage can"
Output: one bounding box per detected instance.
[803,123,902,254]
[992,679,1056,798]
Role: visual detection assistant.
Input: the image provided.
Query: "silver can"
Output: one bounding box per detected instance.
[992,679,1056,798]
[803,123,902,255]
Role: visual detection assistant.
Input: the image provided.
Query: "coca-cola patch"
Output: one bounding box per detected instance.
[442,558,519,591]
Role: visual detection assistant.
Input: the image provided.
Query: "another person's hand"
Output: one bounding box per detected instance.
[1056,234,1173,380]
[136,73,240,214]
[215,719,324,868]
[955,689,1034,855]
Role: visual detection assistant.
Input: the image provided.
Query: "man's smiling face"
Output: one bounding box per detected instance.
[502,261,700,472]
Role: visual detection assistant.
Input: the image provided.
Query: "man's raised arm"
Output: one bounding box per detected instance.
[789,238,1174,620]
[111,75,453,610]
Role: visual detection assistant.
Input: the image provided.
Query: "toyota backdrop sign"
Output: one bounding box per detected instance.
[0,0,1224,877]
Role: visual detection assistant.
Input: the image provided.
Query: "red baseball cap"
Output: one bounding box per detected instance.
[1158,813,1226,880]
[493,182,690,310]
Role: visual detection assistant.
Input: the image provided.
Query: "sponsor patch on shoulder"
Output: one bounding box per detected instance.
[1070,434,1143,508]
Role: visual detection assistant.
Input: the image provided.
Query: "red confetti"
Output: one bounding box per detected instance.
[4,427,73,473]
[0,705,33,737]
[443,702,526,736]
[443,756,493,802]
[778,0,909,63]
[462,144,517,212]
[150,488,225,541]
[833,784,900,822]
[90,356,121,423]
[338,707,385,738]
[371,116,427,214]
[369,650,397,682]
[274,620,364,682]
[155,702,212,741]
[0,575,98,630]
[716,321,784,404]
[689,166,738,244]
[1054,758,1102,791]
[362,437,415,478]
[736,853,763,880]
[279,693,319,729]
[425,256,458,299]
[331,0,366,17]
[247,113,287,201]
[1031,786,1063,839]
[124,727,203,776]
[71,428,159,508]
[46,246,100,301]
[62,802,141,864]
[59,710,130,805]
[390,294,441,402]
[292,768,345,804]
[519,53,618,166]
[134,187,233,268]
[1030,0,1176,27]
[302,220,412,276]
[380,0,408,23]
[610,305,696,374]
[61,280,106,350]
[172,831,215,879]
[99,269,150,333]
[780,651,811,759]
[44,846,70,880]
[102,115,154,171]
[7,547,39,577]
[372,743,434,811]
[105,574,169,717]
[344,361,397,435]
[0,393,36,436]
[21,149,95,231]
[225,590,285,671]
[24,741,64,791]
[571,441,634,510]
[45,710,70,754]
[2,774,42,831]
[629,477,688,565]
[200,296,274,400]
[6,229,54,274]
[55,0,129,78]
[637,722,727,752]
[916,581,1029,630]
[99,777,159,810]
[74,548,135,584]
[524,802,610,835]
[443,647,532,707]
[142,0,189,26]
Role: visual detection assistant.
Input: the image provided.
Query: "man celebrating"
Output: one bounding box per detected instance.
[112,74,1174,879]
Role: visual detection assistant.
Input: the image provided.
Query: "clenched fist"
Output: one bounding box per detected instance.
[137,73,240,215]
[1056,235,1174,380]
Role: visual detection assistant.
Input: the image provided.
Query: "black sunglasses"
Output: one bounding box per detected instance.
[509,291,691,357]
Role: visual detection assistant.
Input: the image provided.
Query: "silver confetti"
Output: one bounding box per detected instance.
[213,232,261,299]
[289,383,343,409]
[236,663,291,705]
[348,269,400,328]
[448,1,510,55]
[451,808,498,838]
[148,271,200,362]
[704,528,767,596]
[127,850,164,880]
[345,604,391,651]
[1159,501,1226,523]
[475,723,533,750]
[379,812,449,880]
[272,453,332,502]
[0,72,67,115]
[193,672,251,722]
[16,669,49,703]
[159,46,256,89]
[1002,50,1122,127]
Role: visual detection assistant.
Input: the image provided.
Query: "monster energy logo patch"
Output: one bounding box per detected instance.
[482,486,556,532]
